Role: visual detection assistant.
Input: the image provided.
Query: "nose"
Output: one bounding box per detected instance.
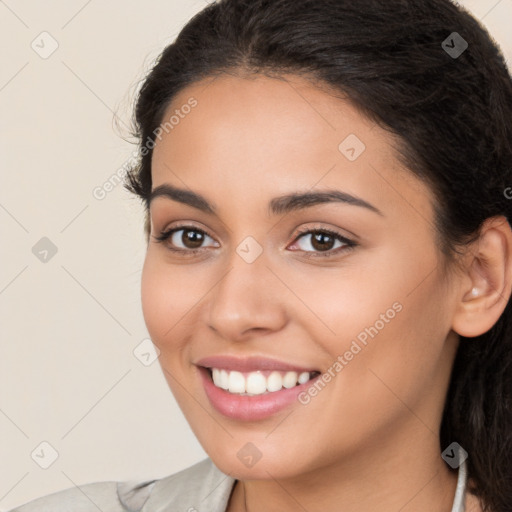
[207,249,288,341]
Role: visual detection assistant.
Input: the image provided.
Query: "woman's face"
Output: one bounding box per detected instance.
[142,73,462,479]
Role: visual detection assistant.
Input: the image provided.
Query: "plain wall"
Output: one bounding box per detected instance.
[1,0,511,509]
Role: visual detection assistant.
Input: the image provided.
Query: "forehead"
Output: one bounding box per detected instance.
[150,72,434,223]
[154,72,377,165]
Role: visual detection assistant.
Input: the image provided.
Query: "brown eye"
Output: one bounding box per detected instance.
[289,228,357,259]
[154,225,219,254]
[179,229,205,249]
[294,230,346,253]
[309,232,336,251]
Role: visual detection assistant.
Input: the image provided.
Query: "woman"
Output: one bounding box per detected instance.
[11,0,512,510]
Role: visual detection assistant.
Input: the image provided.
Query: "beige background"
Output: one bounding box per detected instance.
[1,0,511,509]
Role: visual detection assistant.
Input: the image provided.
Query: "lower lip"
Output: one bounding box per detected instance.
[198,366,320,421]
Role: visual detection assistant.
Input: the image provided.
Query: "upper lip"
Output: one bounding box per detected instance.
[195,355,319,373]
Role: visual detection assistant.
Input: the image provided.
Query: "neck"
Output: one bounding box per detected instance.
[227,431,459,512]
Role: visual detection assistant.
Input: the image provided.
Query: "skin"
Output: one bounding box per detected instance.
[141,72,512,512]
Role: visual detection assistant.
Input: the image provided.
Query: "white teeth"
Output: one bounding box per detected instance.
[298,371,311,384]
[219,369,229,390]
[246,372,267,394]
[267,371,283,392]
[282,371,298,389]
[212,368,230,390]
[210,368,317,395]
[228,371,245,393]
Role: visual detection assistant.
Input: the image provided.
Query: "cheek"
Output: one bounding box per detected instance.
[140,254,205,408]
[140,253,203,348]
[141,255,168,343]
[322,276,449,423]
[311,244,439,346]
[292,244,447,385]
[283,262,401,347]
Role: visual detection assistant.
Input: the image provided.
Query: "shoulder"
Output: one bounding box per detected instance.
[140,457,236,511]
[8,458,236,512]
[8,480,126,512]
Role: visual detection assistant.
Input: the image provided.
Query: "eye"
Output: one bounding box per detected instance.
[153,224,357,259]
[153,225,219,254]
[288,227,357,258]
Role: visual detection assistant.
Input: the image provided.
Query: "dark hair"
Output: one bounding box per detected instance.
[124,0,512,509]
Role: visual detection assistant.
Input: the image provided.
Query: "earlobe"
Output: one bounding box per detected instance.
[452,216,512,338]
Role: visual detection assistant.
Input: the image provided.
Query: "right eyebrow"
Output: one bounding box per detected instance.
[149,184,215,214]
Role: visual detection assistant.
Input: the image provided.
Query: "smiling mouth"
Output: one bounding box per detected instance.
[203,367,321,396]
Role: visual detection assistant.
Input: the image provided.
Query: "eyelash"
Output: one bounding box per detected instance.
[153,224,358,259]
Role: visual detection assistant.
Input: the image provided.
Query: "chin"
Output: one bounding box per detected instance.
[201,437,312,481]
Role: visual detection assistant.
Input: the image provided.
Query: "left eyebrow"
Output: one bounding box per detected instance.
[269,190,384,217]
[148,184,384,217]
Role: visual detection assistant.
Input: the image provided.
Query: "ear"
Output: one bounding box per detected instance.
[452,216,512,338]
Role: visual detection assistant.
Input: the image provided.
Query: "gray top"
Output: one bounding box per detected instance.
[9,455,468,512]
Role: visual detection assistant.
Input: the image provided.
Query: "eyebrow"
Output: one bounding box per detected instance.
[149,183,384,217]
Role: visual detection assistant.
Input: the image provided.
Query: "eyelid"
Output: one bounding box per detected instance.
[292,223,355,241]
[153,221,215,241]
